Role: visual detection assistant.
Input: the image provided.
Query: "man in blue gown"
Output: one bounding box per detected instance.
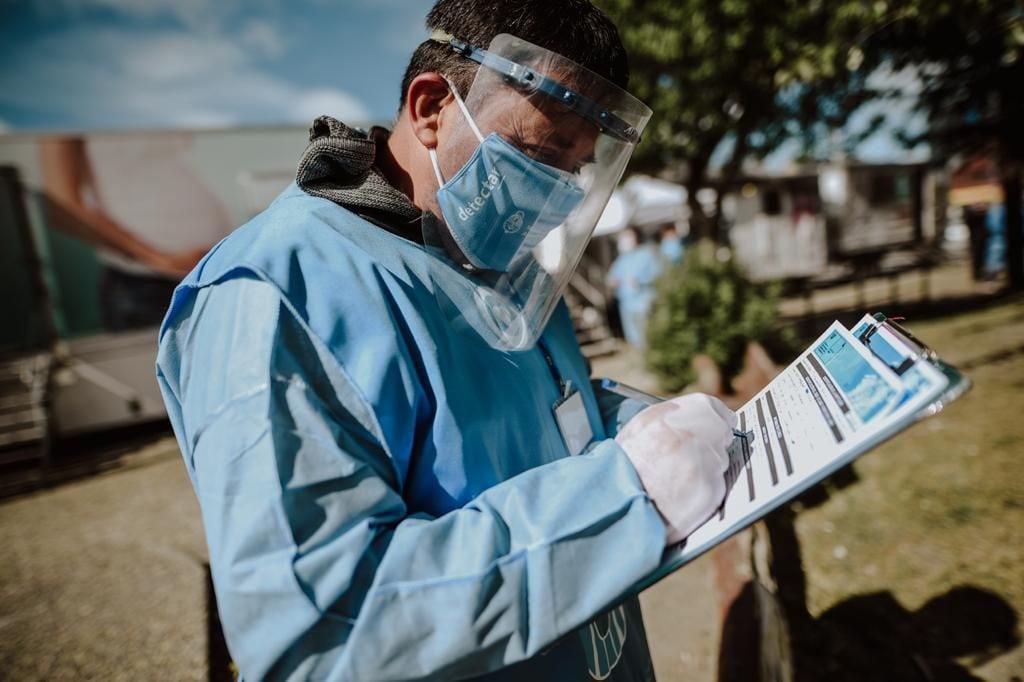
[157,1,736,679]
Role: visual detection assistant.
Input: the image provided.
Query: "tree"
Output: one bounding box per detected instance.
[596,0,884,241]
[857,0,1024,289]
[598,0,1023,287]
[646,249,793,393]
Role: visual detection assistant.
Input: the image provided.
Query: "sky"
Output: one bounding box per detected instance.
[0,0,923,164]
[0,0,434,132]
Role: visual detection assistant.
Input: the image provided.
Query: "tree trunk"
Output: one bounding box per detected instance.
[687,188,715,243]
[1003,165,1023,291]
[716,128,751,246]
[684,140,721,243]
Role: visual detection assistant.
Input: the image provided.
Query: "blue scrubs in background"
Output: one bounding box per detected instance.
[608,246,663,349]
[984,203,1007,277]
[660,236,683,265]
[157,184,667,681]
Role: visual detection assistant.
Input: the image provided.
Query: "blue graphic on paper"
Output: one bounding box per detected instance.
[895,365,933,407]
[851,322,934,408]
[813,330,898,423]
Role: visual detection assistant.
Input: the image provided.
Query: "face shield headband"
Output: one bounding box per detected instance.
[429,30,641,146]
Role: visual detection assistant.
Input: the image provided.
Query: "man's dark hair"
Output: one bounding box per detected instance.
[399,0,629,111]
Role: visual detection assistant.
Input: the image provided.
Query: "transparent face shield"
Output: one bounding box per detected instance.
[420,33,652,351]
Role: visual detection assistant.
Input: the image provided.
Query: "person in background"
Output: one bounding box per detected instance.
[983,202,1007,280]
[964,203,990,281]
[658,223,684,264]
[608,227,663,349]
[39,135,225,330]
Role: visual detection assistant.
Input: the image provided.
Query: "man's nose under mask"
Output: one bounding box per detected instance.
[428,86,585,272]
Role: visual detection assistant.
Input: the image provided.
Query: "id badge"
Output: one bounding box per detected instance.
[554,389,594,457]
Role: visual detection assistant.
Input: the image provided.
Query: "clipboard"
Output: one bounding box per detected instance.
[602,313,971,596]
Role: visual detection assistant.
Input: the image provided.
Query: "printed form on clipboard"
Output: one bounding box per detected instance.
[606,313,971,594]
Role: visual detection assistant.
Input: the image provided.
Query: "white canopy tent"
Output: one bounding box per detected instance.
[594,175,690,237]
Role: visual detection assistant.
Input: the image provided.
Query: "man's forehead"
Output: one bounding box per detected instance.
[476,88,600,145]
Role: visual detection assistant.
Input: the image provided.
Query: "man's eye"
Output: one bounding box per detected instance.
[521,144,550,160]
[515,139,585,174]
[528,146,562,166]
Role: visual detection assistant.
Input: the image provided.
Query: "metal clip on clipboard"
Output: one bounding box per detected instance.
[858,313,972,418]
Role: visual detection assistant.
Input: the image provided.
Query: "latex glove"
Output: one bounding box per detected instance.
[615,393,736,544]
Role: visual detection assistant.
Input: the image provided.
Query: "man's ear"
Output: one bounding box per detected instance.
[406,73,454,149]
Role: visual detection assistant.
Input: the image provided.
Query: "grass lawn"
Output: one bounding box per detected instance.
[786,295,1024,679]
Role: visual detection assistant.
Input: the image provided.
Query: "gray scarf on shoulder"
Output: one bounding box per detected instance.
[295,116,420,223]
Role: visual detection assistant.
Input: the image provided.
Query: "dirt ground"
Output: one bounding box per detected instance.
[0,440,208,681]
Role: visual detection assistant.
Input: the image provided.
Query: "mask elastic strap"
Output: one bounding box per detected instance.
[446,79,485,143]
[428,78,485,188]
[428,147,446,187]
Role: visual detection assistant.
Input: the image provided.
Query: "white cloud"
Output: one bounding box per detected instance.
[239,20,286,59]
[291,88,372,123]
[0,25,370,130]
[120,32,249,82]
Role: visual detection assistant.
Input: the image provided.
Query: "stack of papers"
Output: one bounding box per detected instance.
[623,313,969,592]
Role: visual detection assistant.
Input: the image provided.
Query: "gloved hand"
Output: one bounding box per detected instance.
[615,393,736,545]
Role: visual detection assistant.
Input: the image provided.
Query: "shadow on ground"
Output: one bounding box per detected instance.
[0,421,173,499]
[718,499,1021,682]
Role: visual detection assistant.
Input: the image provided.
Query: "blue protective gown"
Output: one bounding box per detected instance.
[157,184,668,681]
[608,246,663,349]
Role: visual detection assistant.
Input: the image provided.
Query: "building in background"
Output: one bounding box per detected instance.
[723,161,948,282]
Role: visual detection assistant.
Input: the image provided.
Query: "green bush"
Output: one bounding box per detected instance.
[646,246,793,393]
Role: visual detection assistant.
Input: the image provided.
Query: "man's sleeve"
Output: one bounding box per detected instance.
[158,276,667,681]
